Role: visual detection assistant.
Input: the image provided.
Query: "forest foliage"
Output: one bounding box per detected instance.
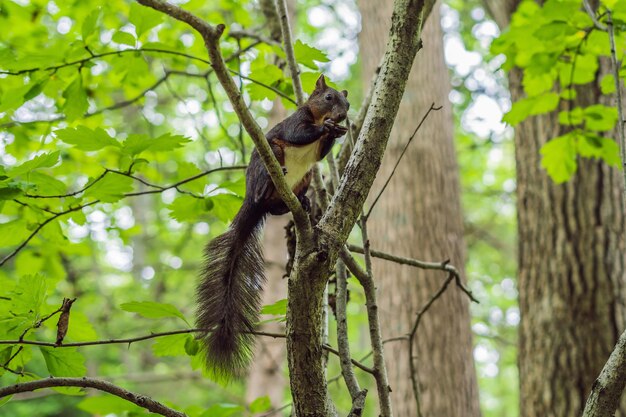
[0,0,625,416]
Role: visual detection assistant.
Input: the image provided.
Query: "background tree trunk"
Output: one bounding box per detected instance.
[483,1,626,415]
[246,215,288,407]
[359,1,482,415]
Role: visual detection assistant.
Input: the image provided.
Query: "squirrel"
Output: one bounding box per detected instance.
[196,74,350,376]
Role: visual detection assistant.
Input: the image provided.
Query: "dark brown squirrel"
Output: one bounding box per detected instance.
[196,74,350,376]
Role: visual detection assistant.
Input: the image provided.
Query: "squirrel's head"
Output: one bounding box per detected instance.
[307,74,350,125]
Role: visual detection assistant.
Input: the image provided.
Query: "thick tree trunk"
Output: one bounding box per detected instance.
[483,1,626,415]
[359,1,481,416]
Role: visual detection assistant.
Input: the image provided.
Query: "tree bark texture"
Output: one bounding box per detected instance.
[483,1,626,415]
[359,1,481,416]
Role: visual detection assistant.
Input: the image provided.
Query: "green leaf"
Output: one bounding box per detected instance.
[120,301,189,325]
[0,219,29,248]
[578,134,621,166]
[208,193,243,223]
[55,126,120,151]
[0,81,34,112]
[0,395,12,407]
[78,396,142,414]
[260,298,287,316]
[558,107,584,126]
[84,174,133,203]
[250,396,271,413]
[112,31,136,47]
[540,133,577,183]
[149,133,191,152]
[122,133,190,156]
[168,195,209,222]
[200,404,245,417]
[247,82,277,101]
[523,73,554,96]
[601,0,618,8]
[8,152,60,178]
[12,274,48,317]
[584,105,618,131]
[129,2,164,37]
[81,8,102,43]
[40,347,87,377]
[184,334,200,356]
[294,40,329,69]
[63,77,89,122]
[559,54,598,85]
[600,74,616,95]
[250,62,283,86]
[0,347,14,376]
[24,172,67,196]
[152,333,189,357]
[503,93,559,125]
[0,186,22,200]
[24,79,47,101]
[533,21,577,40]
[63,311,98,342]
[219,176,246,196]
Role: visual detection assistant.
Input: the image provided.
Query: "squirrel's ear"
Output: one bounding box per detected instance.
[341,90,348,98]
[315,74,327,91]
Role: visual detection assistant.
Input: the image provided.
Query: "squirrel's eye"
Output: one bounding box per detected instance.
[325,94,333,101]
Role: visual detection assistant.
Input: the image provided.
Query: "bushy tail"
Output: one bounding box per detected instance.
[196,198,267,377]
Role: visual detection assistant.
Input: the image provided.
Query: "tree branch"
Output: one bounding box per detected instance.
[274,0,304,105]
[347,244,478,303]
[135,0,311,240]
[339,247,392,416]
[0,200,99,267]
[335,260,362,398]
[0,329,374,375]
[582,327,626,416]
[408,272,456,417]
[0,377,186,417]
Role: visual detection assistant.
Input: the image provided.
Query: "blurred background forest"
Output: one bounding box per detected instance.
[1,0,624,416]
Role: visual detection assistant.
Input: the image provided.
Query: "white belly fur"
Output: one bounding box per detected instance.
[283,142,320,189]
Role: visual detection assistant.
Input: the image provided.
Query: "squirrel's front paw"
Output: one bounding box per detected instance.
[324,119,347,137]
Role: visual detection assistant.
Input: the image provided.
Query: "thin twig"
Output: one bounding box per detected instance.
[228,28,281,46]
[0,45,286,128]
[582,0,607,30]
[339,247,392,417]
[337,71,378,175]
[0,201,99,267]
[365,103,441,219]
[335,260,361,398]
[274,0,304,106]
[347,244,478,303]
[408,272,455,417]
[0,329,374,374]
[0,377,186,417]
[0,166,247,266]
